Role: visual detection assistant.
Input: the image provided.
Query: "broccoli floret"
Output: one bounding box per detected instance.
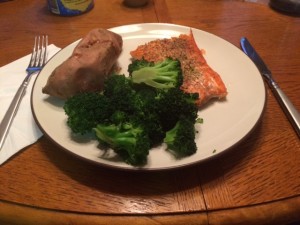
[128,58,154,74]
[131,87,157,114]
[103,74,136,113]
[103,74,133,97]
[143,114,165,147]
[131,88,165,146]
[110,110,128,124]
[94,120,151,166]
[64,59,200,166]
[163,117,197,157]
[155,88,199,131]
[64,92,112,134]
[129,58,183,89]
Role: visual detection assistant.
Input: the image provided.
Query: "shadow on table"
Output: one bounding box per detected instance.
[40,117,263,197]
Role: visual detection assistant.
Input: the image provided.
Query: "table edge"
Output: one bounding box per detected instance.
[0,195,300,225]
[208,195,300,225]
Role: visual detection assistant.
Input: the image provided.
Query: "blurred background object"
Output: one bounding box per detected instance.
[270,0,300,15]
[47,0,94,16]
[123,0,149,7]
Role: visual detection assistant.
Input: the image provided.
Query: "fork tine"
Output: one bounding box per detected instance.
[37,35,48,67]
[42,35,48,66]
[35,36,41,67]
[30,35,48,68]
[26,35,48,72]
[28,36,37,67]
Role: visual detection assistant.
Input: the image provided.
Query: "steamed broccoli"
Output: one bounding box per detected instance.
[128,58,183,89]
[128,58,153,73]
[155,88,199,131]
[131,88,165,146]
[103,74,136,113]
[110,110,128,124]
[163,117,197,157]
[131,87,157,115]
[94,118,151,166]
[63,59,201,166]
[64,92,112,134]
[63,74,136,135]
[103,74,134,97]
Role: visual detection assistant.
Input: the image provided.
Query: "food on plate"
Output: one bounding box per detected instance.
[64,70,200,166]
[130,30,227,107]
[128,58,183,89]
[42,28,123,99]
[59,29,227,166]
[164,117,197,157]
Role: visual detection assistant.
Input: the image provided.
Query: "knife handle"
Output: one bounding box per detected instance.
[269,82,300,138]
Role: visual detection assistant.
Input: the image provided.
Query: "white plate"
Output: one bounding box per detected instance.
[31,23,266,171]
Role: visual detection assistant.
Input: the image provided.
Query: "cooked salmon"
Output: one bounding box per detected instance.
[130,30,227,107]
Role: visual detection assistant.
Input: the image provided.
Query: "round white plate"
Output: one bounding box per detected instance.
[31,23,266,171]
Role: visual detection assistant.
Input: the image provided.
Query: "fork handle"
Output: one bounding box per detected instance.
[269,81,300,138]
[0,76,30,150]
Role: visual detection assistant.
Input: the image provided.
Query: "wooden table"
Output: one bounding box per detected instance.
[0,0,299,224]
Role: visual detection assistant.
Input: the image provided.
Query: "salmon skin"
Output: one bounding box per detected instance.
[130,30,227,107]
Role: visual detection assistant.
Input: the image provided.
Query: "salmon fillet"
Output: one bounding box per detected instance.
[130,30,227,107]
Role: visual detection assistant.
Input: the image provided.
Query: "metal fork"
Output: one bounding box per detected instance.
[0,35,48,150]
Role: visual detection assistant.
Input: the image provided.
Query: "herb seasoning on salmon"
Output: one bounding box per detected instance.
[130,30,227,107]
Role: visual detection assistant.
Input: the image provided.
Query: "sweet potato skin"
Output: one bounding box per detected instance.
[42,28,123,99]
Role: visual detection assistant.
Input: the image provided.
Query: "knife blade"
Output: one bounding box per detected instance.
[240,37,271,78]
[240,37,300,138]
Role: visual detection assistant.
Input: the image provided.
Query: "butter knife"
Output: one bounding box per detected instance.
[240,37,300,138]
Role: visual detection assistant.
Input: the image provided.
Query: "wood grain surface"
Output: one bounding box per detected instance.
[0,0,299,224]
